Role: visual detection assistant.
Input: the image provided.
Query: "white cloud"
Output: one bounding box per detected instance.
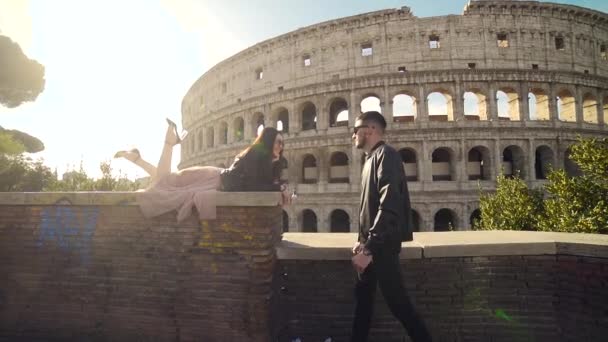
[159,0,247,70]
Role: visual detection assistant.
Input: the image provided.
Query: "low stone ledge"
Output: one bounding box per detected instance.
[278,231,608,259]
[0,191,282,207]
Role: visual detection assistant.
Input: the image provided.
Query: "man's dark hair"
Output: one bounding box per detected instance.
[357,111,387,132]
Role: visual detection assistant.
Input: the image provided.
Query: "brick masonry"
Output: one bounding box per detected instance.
[0,202,282,342]
[274,255,608,342]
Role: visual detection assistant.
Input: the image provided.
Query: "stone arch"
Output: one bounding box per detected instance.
[502,145,526,179]
[219,121,228,145]
[557,88,576,122]
[467,146,491,180]
[252,112,265,137]
[535,145,554,180]
[300,102,317,131]
[564,146,582,177]
[282,210,289,232]
[434,208,457,231]
[233,117,244,142]
[399,148,418,182]
[329,97,349,127]
[470,209,481,229]
[198,129,204,151]
[431,147,455,181]
[463,88,488,121]
[206,126,214,148]
[582,93,598,124]
[330,209,350,232]
[301,209,318,232]
[496,87,520,121]
[329,151,349,183]
[301,154,318,184]
[273,107,290,133]
[360,93,382,113]
[427,89,453,121]
[393,92,417,122]
[529,88,550,121]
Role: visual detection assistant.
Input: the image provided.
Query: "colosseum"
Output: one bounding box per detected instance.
[179,0,608,233]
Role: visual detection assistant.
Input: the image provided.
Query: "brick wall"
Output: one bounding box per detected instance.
[274,234,608,342]
[0,192,282,342]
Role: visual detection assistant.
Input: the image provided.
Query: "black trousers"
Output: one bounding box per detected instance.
[351,252,432,342]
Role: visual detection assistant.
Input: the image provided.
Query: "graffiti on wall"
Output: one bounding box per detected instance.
[37,207,99,264]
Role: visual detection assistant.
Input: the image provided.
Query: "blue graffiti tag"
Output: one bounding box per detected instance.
[38,207,99,264]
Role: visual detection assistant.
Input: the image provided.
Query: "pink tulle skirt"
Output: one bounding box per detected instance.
[136,166,222,222]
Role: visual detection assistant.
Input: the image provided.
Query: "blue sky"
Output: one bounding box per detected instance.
[0,0,606,179]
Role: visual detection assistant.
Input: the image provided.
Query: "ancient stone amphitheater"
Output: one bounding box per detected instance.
[179,0,608,233]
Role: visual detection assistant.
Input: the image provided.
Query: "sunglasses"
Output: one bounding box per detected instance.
[353,125,369,134]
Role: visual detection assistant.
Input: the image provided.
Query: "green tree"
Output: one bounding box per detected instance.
[0,35,45,108]
[477,137,608,234]
[477,173,544,231]
[0,154,55,191]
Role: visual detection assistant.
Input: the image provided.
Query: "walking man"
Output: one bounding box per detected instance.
[350,111,432,342]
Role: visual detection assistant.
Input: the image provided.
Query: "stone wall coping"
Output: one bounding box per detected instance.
[0,191,282,207]
[277,231,608,260]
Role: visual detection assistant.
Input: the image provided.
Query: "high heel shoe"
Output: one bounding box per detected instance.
[166,118,188,145]
[114,148,141,162]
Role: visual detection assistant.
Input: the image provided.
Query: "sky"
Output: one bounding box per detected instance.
[1,0,606,180]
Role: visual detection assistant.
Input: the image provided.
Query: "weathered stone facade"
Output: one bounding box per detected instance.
[180,1,608,232]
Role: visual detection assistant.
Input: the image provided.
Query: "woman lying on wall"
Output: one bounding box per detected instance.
[114,119,291,222]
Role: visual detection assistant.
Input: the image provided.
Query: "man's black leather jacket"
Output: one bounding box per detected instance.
[359,141,414,256]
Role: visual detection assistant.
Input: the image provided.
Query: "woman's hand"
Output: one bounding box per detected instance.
[280,186,292,206]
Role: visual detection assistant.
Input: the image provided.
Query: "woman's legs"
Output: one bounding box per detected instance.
[114,149,157,178]
[152,121,182,183]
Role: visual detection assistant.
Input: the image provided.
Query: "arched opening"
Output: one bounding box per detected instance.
[434,209,456,231]
[470,209,481,229]
[535,146,554,180]
[206,127,214,148]
[564,147,582,177]
[253,113,265,137]
[432,148,453,181]
[361,95,381,113]
[301,209,318,232]
[219,122,228,145]
[302,154,318,184]
[468,146,491,180]
[276,108,290,133]
[329,152,349,183]
[411,209,421,232]
[557,89,576,122]
[464,90,487,121]
[329,98,349,127]
[427,91,453,121]
[282,210,289,232]
[399,148,418,181]
[582,93,598,124]
[233,117,244,142]
[528,88,549,121]
[301,102,317,131]
[393,93,416,122]
[502,145,526,179]
[330,209,350,232]
[496,88,520,121]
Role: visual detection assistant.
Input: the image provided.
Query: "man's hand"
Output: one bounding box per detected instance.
[279,186,292,206]
[352,241,363,255]
[351,251,373,274]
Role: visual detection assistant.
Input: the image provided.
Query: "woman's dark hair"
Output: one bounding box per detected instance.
[237,127,284,181]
